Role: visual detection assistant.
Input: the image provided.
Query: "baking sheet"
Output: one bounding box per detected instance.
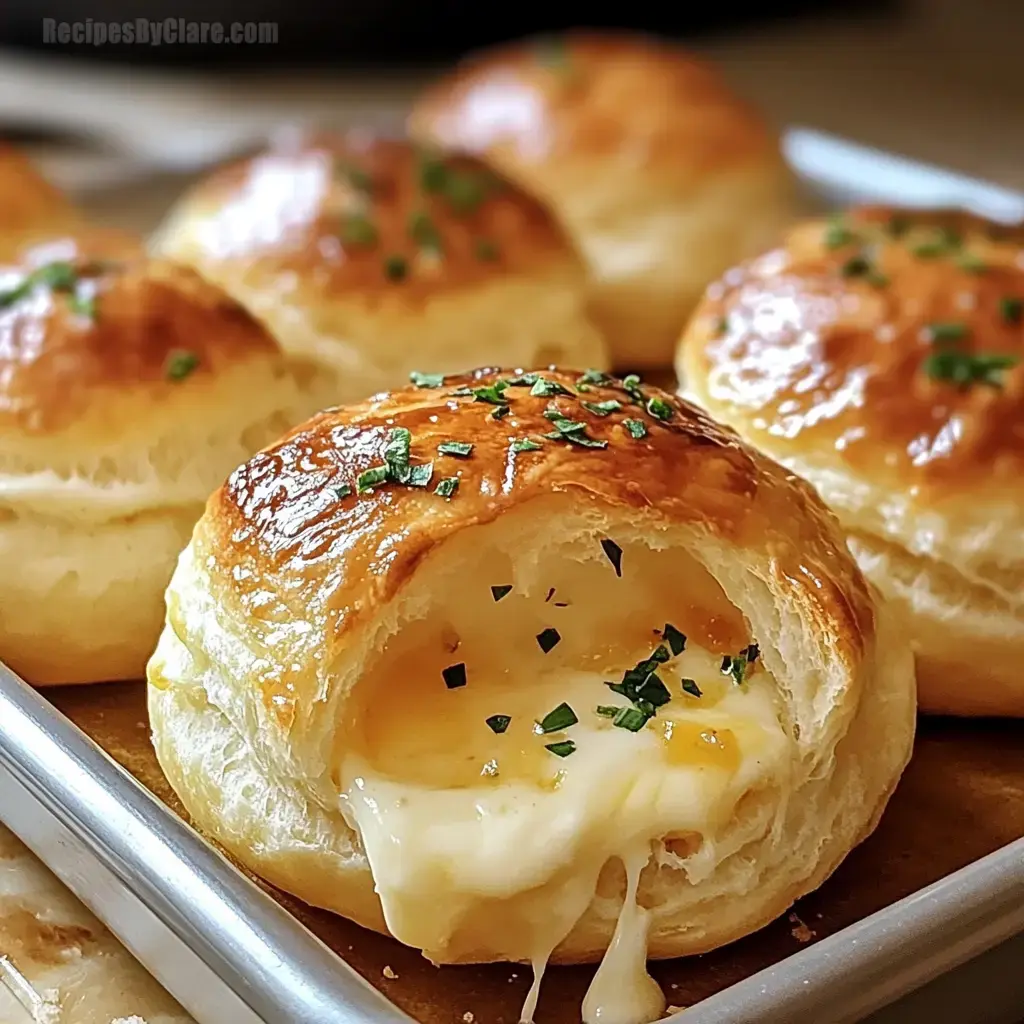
[44,682,1024,1023]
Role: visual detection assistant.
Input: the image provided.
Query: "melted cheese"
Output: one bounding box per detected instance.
[341,638,788,1024]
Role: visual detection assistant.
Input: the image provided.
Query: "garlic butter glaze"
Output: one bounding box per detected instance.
[0,238,334,686]
[679,207,1024,715]
[147,368,915,1023]
[152,132,607,395]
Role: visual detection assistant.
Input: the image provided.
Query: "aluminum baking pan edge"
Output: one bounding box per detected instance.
[2,657,1024,1024]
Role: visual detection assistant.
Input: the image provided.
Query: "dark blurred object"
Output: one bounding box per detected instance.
[3,0,897,67]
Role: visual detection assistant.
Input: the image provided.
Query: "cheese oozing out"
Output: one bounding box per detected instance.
[338,530,790,1024]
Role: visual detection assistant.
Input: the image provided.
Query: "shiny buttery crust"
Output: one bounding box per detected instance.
[678,206,1024,716]
[0,241,336,685]
[409,32,796,369]
[148,367,914,963]
[152,131,607,397]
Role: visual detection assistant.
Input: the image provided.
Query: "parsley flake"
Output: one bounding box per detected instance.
[1000,297,1023,325]
[537,702,578,733]
[472,381,510,405]
[485,714,511,734]
[662,624,687,657]
[357,465,389,492]
[530,378,574,398]
[434,476,459,498]
[408,210,443,254]
[681,678,702,699]
[442,663,467,689]
[410,370,444,388]
[600,538,623,577]
[536,628,561,653]
[646,396,673,421]
[407,463,434,488]
[340,215,378,247]
[612,706,651,732]
[438,441,473,457]
[490,584,512,602]
[491,404,511,420]
[545,740,576,758]
[924,350,1019,388]
[927,322,968,343]
[623,418,647,439]
[165,350,199,381]
[330,484,353,500]
[511,437,543,452]
[578,369,612,386]
[595,705,620,718]
[384,255,408,281]
[581,399,621,417]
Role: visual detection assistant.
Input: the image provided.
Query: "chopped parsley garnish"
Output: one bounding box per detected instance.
[956,252,987,273]
[504,373,540,387]
[384,427,412,475]
[510,437,543,452]
[623,418,647,439]
[911,241,945,259]
[544,408,607,447]
[681,678,702,698]
[866,271,890,288]
[939,226,963,249]
[418,154,448,193]
[537,702,578,733]
[472,381,510,404]
[840,254,871,278]
[384,255,408,281]
[581,399,621,416]
[716,316,730,335]
[612,706,650,732]
[435,477,458,498]
[1000,297,1023,324]
[490,584,513,602]
[927,321,968,343]
[410,370,444,388]
[577,368,612,386]
[536,627,561,653]
[407,463,434,487]
[475,239,499,261]
[491,404,511,420]
[621,374,644,402]
[438,441,474,457]
[408,210,443,254]
[67,292,96,319]
[530,378,574,398]
[595,705,620,718]
[449,387,474,396]
[606,645,670,705]
[442,663,467,689]
[545,740,576,757]
[486,714,511,734]
[600,538,623,576]
[444,173,489,214]
[662,624,687,657]
[646,396,673,421]
[720,648,757,686]
[330,484,353,500]
[823,220,855,249]
[340,215,378,247]
[924,350,1019,388]
[357,465,389,492]
[165,350,200,381]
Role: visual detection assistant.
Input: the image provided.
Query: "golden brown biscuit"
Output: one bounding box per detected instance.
[409,33,797,369]
[0,145,81,255]
[0,238,336,685]
[152,132,607,398]
[148,367,914,1024]
[678,206,1024,716]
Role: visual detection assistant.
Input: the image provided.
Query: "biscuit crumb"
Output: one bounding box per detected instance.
[788,912,815,943]
[382,965,398,980]
[463,1013,475,1022]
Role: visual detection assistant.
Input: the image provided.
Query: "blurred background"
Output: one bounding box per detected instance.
[0,0,1021,232]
